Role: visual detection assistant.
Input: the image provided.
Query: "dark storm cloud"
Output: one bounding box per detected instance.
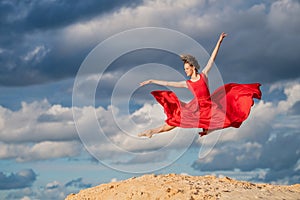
[0,0,299,87]
[207,1,299,84]
[0,0,141,32]
[0,169,37,190]
[0,0,142,86]
[264,167,300,185]
[24,0,141,31]
[218,36,300,84]
[189,0,300,84]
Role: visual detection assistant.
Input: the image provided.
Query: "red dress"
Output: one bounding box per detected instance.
[151,73,262,130]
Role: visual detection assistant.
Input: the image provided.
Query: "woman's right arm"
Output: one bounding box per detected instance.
[140,79,187,88]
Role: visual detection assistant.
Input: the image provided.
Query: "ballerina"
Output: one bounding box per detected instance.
[138,32,261,138]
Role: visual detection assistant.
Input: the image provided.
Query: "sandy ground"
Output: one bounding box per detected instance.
[65,174,300,200]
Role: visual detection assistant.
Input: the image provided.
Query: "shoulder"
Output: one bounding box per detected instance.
[200,72,208,80]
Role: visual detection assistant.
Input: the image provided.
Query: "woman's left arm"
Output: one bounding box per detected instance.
[140,79,187,88]
[202,32,227,76]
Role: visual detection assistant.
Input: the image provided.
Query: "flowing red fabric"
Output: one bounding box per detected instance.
[151,73,262,130]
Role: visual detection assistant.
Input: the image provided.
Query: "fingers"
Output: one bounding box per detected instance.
[139,80,149,86]
[221,32,227,38]
[219,32,227,42]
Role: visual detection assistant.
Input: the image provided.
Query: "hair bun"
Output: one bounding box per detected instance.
[180,54,200,70]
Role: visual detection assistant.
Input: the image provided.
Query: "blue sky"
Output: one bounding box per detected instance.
[0,0,300,199]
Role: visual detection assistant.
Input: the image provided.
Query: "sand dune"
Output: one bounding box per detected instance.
[65,174,300,200]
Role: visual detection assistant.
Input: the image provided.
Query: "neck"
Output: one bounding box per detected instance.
[190,71,199,80]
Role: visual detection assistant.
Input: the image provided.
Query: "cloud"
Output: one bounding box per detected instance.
[192,80,300,184]
[0,169,37,190]
[45,181,61,190]
[267,0,300,33]
[0,0,141,34]
[112,150,170,165]
[4,177,93,200]
[0,99,82,161]
[0,141,82,162]
[65,178,92,189]
[0,71,299,181]
[289,101,300,115]
[62,0,300,84]
[1,0,299,86]
[14,181,66,200]
[21,45,50,63]
[0,100,78,143]
[0,97,194,163]
[23,0,142,31]
[0,0,299,187]
[0,0,142,86]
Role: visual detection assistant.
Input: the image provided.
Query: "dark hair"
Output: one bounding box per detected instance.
[180,54,201,70]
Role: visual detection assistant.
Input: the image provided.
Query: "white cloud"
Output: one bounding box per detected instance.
[278,83,300,112]
[62,0,203,46]
[61,0,299,44]
[7,177,94,200]
[73,102,196,169]
[33,180,66,200]
[0,141,81,162]
[0,100,82,161]
[0,96,195,163]
[1,80,299,174]
[22,45,50,63]
[110,178,117,182]
[0,100,77,143]
[0,76,299,182]
[25,141,81,162]
[267,0,300,34]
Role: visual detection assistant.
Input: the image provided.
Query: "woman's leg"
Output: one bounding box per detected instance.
[138,123,176,138]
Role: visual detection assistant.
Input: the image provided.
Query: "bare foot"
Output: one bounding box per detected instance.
[138,130,154,138]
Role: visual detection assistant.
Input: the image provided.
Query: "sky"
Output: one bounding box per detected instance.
[0,0,300,199]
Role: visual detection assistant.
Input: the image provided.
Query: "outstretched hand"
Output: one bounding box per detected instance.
[140,80,152,86]
[219,32,227,42]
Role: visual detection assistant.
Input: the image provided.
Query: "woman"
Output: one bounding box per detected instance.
[138,33,261,138]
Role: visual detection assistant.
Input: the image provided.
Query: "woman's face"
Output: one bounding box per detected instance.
[184,62,195,76]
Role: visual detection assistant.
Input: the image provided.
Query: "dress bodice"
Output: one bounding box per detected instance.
[186,73,210,100]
